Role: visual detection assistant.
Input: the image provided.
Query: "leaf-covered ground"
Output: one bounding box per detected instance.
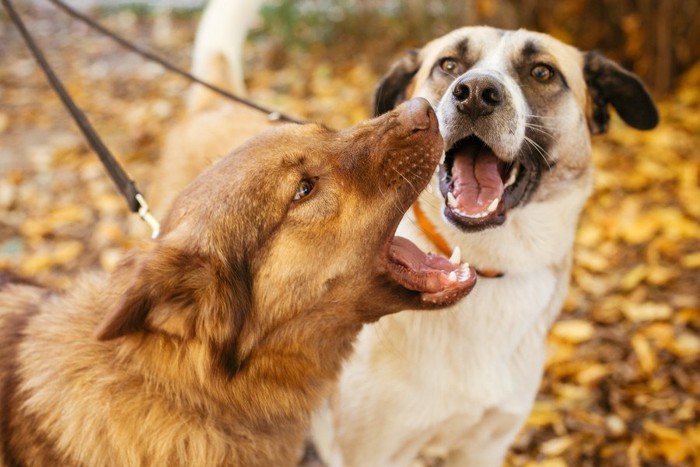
[0,6,698,466]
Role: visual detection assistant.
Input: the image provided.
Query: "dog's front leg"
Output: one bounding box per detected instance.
[440,388,539,467]
[442,414,522,467]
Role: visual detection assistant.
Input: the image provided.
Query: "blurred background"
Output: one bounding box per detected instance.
[1,1,699,465]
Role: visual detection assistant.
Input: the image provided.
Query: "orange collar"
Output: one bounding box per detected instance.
[412,202,504,278]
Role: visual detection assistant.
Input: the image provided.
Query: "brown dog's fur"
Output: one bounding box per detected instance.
[0,99,473,466]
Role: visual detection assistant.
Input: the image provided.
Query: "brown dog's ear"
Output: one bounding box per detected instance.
[93,245,250,374]
[94,246,248,346]
[373,49,421,116]
[93,247,197,341]
[583,51,659,134]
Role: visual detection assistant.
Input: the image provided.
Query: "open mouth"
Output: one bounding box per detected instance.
[385,236,475,306]
[439,136,531,231]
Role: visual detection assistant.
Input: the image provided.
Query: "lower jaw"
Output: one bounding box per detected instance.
[443,205,507,232]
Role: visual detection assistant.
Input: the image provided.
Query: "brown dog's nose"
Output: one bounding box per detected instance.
[452,74,505,121]
[398,97,434,131]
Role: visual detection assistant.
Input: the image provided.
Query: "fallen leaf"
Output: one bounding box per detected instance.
[550,320,595,344]
[623,302,673,322]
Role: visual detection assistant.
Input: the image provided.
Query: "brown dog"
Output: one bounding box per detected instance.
[0,98,475,467]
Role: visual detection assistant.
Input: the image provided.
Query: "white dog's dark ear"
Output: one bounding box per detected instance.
[584,51,659,134]
[374,49,421,116]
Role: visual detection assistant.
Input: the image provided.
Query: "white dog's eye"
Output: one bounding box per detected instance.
[531,64,555,82]
[439,58,460,74]
[293,179,316,201]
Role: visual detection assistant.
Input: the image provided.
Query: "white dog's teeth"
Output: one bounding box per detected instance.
[449,246,461,265]
[460,209,486,219]
[448,271,457,282]
[440,152,446,165]
[504,165,519,188]
[487,198,500,213]
[447,192,458,207]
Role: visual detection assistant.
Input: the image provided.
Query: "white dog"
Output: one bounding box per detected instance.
[312,27,658,467]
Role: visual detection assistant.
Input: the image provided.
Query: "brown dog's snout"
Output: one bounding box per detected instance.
[452,74,505,121]
[397,97,435,131]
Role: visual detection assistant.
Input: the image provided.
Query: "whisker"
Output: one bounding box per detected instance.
[525,113,568,122]
[389,169,447,224]
[525,124,553,138]
[523,136,553,171]
[418,192,444,212]
[392,167,421,196]
[375,176,407,219]
[524,121,549,130]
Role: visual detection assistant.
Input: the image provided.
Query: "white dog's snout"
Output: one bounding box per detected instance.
[438,68,528,160]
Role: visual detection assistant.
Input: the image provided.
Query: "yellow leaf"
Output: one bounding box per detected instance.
[620,264,647,290]
[575,363,610,385]
[620,216,659,244]
[540,436,573,457]
[20,253,53,276]
[550,320,595,343]
[526,401,560,427]
[681,252,700,269]
[527,459,568,467]
[631,334,658,373]
[605,414,627,437]
[623,302,673,322]
[48,204,91,225]
[52,241,84,266]
[545,340,577,366]
[643,420,689,463]
[553,383,591,404]
[99,248,124,273]
[639,321,674,337]
[670,332,700,358]
[576,223,602,247]
[646,265,678,285]
[575,248,610,272]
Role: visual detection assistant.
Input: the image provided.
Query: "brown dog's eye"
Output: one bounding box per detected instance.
[531,64,555,82]
[293,179,315,201]
[439,58,460,75]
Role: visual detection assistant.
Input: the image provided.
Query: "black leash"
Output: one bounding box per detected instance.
[2,0,160,238]
[47,0,306,125]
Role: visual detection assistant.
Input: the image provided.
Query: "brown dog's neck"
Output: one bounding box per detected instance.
[229,304,363,411]
[109,299,362,437]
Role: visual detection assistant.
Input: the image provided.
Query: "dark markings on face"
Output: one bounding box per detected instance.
[455,38,469,61]
[521,40,540,59]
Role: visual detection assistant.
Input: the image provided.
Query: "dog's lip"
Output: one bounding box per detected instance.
[384,235,476,306]
[439,136,525,230]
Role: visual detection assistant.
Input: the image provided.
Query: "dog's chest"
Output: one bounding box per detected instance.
[369,214,563,405]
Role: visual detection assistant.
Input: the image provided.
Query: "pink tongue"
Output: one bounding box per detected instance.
[390,237,454,272]
[388,236,456,294]
[451,143,504,216]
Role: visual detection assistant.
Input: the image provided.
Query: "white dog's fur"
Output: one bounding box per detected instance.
[311,27,658,466]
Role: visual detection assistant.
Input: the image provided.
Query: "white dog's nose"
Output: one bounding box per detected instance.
[452,74,505,121]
